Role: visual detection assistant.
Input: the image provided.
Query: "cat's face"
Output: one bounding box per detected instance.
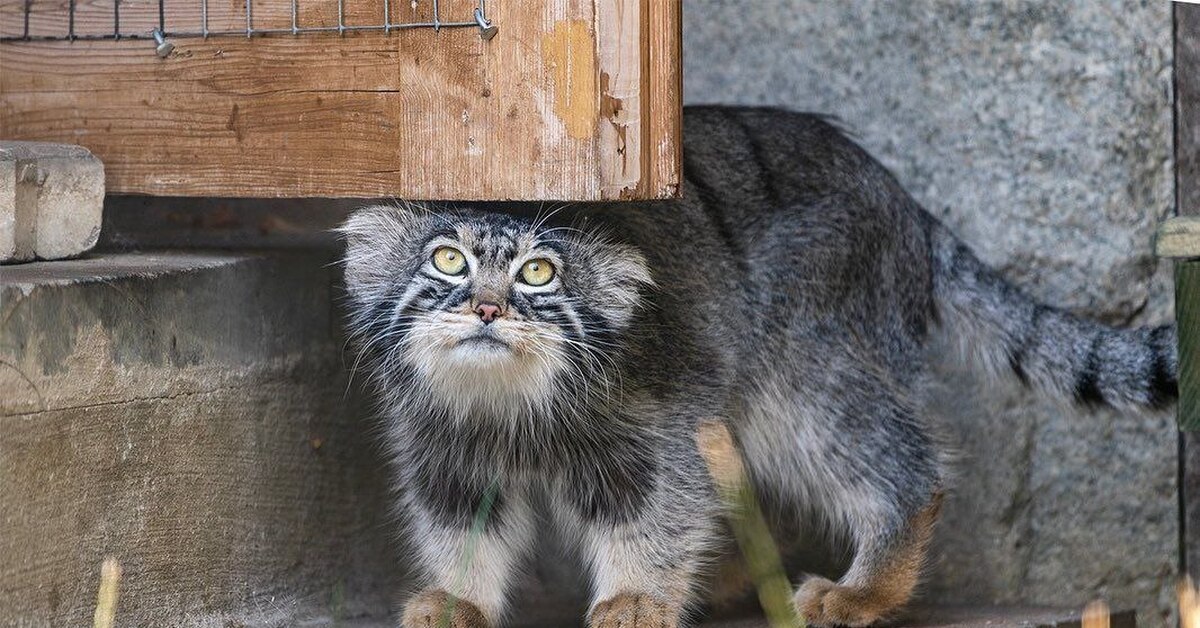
[340,205,652,417]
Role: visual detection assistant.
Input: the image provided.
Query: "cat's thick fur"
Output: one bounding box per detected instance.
[340,106,1177,628]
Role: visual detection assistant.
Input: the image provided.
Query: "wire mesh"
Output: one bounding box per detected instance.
[1,0,494,44]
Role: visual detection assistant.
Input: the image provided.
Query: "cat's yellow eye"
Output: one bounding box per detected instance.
[432,246,467,275]
[519,258,555,286]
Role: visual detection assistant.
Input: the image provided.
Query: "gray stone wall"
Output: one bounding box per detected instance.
[684,1,1176,624]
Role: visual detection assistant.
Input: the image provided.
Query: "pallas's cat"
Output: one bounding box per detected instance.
[340,106,1176,628]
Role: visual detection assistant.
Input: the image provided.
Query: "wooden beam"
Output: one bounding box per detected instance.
[1180,261,1200,432]
[0,0,683,200]
[644,0,683,199]
[594,0,643,199]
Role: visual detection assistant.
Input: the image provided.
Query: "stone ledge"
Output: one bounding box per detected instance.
[0,249,394,627]
[0,250,247,288]
[0,250,343,417]
[0,141,104,263]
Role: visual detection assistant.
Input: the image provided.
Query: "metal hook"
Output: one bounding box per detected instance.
[474,7,497,40]
[151,28,174,57]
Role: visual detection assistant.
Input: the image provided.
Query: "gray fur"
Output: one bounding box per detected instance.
[339,105,1175,627]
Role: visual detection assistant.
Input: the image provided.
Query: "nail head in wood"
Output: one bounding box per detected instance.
[152,29,174,58]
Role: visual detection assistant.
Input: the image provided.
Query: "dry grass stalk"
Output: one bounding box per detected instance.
[93,557,121,628]
[1181,577,1200,628]
[1081,600,1109,628]
[696,420,802,628]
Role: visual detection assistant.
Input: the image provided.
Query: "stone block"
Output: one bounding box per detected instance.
[0,251,394,626]
[0,141,104,263]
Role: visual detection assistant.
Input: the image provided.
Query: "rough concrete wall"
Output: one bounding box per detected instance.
[685,1,1176,624]
[0,253,396,626]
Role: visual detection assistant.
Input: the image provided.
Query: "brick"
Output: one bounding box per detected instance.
[0,141,104,263]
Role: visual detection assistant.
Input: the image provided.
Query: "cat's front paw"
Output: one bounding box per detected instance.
[589,592,679,628]
[401,589,489,628]
[793,577,901,627]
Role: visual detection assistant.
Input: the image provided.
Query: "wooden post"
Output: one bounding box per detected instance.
[1179,261,1200,431]
[1155,218,1200,429]
[1175,0,1200,581]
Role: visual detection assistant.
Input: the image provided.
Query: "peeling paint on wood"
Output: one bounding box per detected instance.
[543,20,598,141]
[594,0,643,199]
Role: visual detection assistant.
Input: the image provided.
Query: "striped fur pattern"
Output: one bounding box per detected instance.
[339,106,1176,627]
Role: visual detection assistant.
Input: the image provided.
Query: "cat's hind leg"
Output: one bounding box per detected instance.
[792,490,943,627]
[738,376,945,627]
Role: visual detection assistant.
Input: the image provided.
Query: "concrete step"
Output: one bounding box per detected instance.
[0,250,394,626]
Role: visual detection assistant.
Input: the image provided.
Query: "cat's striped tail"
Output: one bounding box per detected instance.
[929,221,1177,410]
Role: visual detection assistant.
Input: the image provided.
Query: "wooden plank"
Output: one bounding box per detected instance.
[0,0,478,47]
[644,0,682,198]
[594,0,642,199]
[1179,261,1200,431]
[0,0,683,200]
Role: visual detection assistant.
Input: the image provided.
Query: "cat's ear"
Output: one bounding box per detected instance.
[337,203,434,301]
[574,236,654,329]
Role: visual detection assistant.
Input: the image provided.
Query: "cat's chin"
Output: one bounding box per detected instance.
[455,333,511,351]
[447,336,516,364]
[419,354,561,418]
[398,314,571,415]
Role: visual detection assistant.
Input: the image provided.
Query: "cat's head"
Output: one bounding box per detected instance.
[339,204,652,418]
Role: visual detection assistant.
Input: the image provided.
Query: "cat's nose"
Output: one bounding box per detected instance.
[475,302,502,324]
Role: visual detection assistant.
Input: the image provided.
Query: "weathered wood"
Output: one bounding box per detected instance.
[0,0,456,39]
[1179,261,1200,431]
[1155,216,1200,258]
[0,0,683,200]
[594,0,642,199]
[644,0,682,199]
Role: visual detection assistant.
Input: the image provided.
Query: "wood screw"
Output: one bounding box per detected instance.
[152,28,174,58]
